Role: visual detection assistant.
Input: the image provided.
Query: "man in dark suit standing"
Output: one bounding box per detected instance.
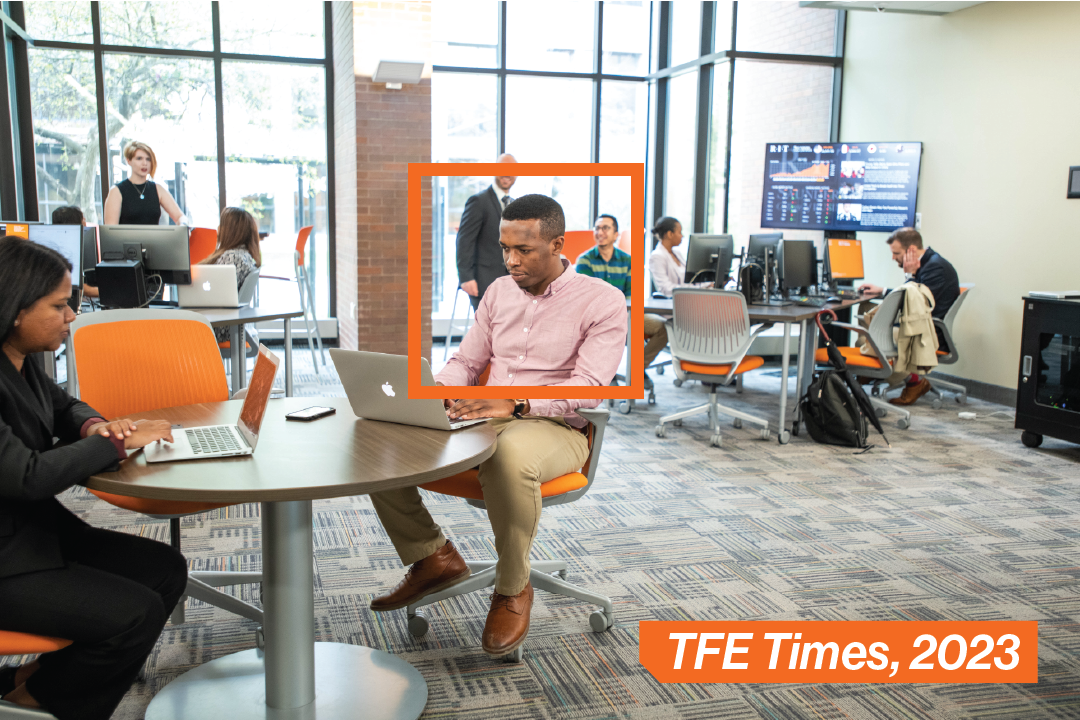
[457,154,518,310]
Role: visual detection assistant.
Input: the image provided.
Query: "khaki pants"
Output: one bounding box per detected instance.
[369,416,590,595]
[644,314,668,370]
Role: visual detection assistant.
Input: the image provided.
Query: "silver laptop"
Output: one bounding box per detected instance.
[178,265,241,308]
[330,349,487,431]
[144,345,281,462]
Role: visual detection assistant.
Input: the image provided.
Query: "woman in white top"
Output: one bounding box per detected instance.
[648,216,687,297]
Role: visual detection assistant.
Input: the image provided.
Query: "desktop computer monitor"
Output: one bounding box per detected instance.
[683,234,734,284]
[99,225,192,284]
[747,232,783,261]
[82,226,99,269]
[28,224,82,285]
[826,237,864,282]
[777,239,817,292]
[1,221,41,239]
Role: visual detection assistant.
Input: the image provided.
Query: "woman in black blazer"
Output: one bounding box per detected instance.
[0,237,187,720]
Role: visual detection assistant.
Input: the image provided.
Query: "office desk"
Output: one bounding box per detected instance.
[644,296,869,443]
[65,305,304,399]
[89,396,497,720]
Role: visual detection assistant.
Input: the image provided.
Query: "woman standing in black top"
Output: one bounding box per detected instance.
[103,141,189,226]
[0,237,186,720]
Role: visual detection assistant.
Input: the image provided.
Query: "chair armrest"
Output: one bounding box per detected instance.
[576,407,609,433]
[259,275,293,282]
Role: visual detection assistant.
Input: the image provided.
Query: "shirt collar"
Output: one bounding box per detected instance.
[491,184,509,202]
[522,258,572,299]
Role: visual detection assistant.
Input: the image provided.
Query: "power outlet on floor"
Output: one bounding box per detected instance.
[350,302,357,320]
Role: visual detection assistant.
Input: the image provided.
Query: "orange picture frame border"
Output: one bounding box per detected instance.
[407,162,645,400]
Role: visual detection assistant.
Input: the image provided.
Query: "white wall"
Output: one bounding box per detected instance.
[841,1,1080,389]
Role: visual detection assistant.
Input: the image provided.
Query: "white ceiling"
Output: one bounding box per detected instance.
[800,1,984,15]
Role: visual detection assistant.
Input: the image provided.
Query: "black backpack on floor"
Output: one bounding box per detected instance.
[800,369,870,448]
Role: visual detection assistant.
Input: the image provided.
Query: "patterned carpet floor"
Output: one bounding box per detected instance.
[41,346,1080,719]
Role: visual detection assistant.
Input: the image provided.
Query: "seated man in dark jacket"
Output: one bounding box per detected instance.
[859,227,960,406]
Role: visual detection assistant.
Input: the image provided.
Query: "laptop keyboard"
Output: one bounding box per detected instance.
[187,426,242,454]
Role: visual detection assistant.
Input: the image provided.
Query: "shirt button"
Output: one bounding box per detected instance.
[533,300,537,304]
[523,327,529,332]
[508,373,513,378]
[519,355,524,360]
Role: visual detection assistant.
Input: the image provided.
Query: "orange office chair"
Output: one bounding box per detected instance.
[656,289,773,447]
[813,287,911,429]
[561,230,596,265]
[294,226,326,372]
[187,227,218,265]
[69,309,263,630]
[400,372,613,663]
[0,632,71,719]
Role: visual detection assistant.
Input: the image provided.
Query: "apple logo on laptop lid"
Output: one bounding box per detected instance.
[382,382,395,397]
[203,281,212,291]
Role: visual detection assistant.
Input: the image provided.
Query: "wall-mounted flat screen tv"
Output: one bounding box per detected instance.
[760,142,922,232]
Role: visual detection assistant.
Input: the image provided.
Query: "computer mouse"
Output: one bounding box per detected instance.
[826,296,841,303]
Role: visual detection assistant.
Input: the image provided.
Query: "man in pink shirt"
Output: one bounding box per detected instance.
[368,194,626,657]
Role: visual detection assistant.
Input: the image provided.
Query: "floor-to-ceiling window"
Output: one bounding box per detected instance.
[650,1,843,252]
[14,1,335,321]
[430,1,652,329]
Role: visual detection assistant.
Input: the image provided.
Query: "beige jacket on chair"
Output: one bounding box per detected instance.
[893,282,939,376]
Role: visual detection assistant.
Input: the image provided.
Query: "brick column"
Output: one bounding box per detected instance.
[333,2,432,359]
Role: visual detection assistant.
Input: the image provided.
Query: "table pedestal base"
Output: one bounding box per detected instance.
[145,643,427,720]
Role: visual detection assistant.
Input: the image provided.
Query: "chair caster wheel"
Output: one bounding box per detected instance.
[256,626,265,651]
[648,392,656,405]
[657,366,665,375]
[673,379,683,388]
[590,610,613,632]
[897,417,911,430]
[778,430,790,445]
[932,398,943,409]
[407,611,429,637]
[710,432,722,448]
[1021,431,1043,448]
[503,646,524,663]
[957,395,967,405]
[673,419,683,427]
[555,569,568,580]
[791,423,799,437]
[760,428,770,441]
[875,406,887,418]
[618,401,632,414]
[732,418,742,429]
[655,425,666,438]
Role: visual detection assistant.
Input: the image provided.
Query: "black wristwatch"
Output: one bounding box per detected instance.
[513,399,528,419]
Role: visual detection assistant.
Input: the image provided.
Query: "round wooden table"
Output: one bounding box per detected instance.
[89,396,496,720]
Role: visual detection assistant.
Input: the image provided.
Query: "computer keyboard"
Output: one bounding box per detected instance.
[792,296,830,308]
[187,426,242,454]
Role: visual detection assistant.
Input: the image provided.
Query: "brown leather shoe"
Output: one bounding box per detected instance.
[370,541,470,612]
[482,582,533,656]
[890,377,931,406]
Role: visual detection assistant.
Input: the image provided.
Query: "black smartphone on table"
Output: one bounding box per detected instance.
[285,406,337,422]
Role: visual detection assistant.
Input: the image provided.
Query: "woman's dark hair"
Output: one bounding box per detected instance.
[0,236,72,344]
[202,207,262,267]
[651,216,680,239]
[51,206,85,225]
[502,194,565,241]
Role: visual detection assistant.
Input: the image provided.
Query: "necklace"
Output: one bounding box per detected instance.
[132,179,149,200]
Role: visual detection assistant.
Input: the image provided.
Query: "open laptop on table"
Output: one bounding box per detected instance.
[144,344,280,462]
[330,350,487,431]
[178,265,242,308]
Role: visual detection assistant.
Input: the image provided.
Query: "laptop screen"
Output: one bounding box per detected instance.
[238,345,281,448]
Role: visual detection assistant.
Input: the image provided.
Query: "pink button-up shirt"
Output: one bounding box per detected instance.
[436,260,627,427]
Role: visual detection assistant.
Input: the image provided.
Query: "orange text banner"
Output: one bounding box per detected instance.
[639,621,1037,684]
